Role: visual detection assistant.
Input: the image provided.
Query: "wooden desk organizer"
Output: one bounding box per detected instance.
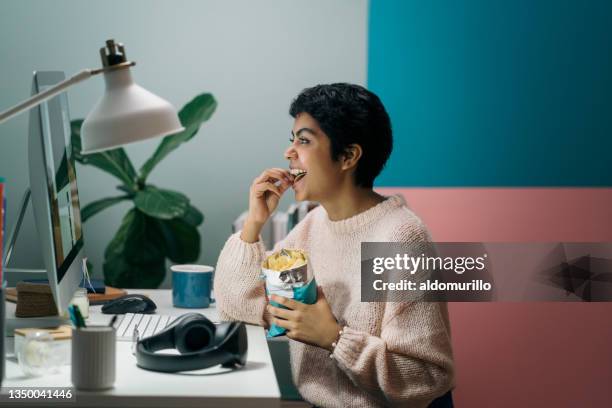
[14,282,59,317]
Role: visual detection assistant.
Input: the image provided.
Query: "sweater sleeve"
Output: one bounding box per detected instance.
[213,231,269,325]
[213,214,308,325]
[331,221,455,407]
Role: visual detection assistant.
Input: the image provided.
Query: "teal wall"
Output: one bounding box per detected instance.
[369,0,612,186]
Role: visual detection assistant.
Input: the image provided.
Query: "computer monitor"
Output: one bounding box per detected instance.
[27,71,85,314]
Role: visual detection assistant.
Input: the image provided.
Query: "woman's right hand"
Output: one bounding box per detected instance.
[241,168,294,243]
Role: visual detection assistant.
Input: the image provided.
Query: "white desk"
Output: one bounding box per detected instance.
[2,290,281,407]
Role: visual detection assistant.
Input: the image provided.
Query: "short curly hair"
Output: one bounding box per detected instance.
[289,83,392,188]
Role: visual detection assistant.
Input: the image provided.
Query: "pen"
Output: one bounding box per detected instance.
[109,315,118,328]
[72,304,87,328]
[67,305,79,328]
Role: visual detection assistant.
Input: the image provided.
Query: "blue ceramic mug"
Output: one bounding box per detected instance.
[171,265,214,308]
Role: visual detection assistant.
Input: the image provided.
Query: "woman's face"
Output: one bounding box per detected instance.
[285,112,344,202]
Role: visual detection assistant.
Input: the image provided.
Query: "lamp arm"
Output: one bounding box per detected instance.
[0,69,97,124]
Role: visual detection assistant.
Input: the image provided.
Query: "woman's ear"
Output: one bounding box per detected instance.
[341,144,363,171]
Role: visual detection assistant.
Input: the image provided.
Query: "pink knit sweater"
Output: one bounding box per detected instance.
[214,195,454,407]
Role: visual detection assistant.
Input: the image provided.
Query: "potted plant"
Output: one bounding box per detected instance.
[70,93,217,288]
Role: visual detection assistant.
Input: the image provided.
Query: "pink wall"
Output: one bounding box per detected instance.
[378,188,612,407]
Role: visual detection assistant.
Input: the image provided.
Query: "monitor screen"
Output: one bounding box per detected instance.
[38,83,83,282]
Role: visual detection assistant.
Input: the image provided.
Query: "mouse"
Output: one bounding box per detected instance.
[101,294,157,315]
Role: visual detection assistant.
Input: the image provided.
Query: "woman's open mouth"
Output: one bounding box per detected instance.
[289,168,307,188]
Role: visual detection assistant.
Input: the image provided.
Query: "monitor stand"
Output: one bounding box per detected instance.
[3,188,68,336]
[3,188,32,269]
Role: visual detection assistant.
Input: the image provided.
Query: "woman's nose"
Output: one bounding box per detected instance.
[285,146,297,160]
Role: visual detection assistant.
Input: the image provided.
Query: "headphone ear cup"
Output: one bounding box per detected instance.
[220,322,248,368]
[174,315,216,354]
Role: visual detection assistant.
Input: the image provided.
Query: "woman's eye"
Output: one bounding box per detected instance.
[289,136,309,145]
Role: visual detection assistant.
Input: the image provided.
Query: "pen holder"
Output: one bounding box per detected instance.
[71,326,116,390]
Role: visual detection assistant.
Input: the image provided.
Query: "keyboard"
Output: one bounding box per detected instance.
[114,313,179,342]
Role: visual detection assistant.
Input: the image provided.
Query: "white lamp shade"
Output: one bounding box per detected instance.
[81,68,184,154]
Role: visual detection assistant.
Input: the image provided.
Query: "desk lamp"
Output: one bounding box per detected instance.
[0,39,184,152]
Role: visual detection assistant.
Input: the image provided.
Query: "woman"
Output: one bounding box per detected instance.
[214,84,454,407]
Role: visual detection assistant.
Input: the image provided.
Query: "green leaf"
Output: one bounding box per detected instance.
[139,93,217,181]
[103,255,166,289]
[103,254,129,287]
[81,195,130,222]
[104,208,165,263]
[157,218,201,263]
[134,186,189,220]
[71,119,138,187]
[103,209,167,288]
[123,211,166,264]
[104,209,136,259]
[116,185,137,195]
[182,204,204,227]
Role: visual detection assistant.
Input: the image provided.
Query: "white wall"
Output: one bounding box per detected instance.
[0,0,368,287]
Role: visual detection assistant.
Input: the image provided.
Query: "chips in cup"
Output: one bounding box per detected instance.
[261,248,317,337]
[262,249,309,290]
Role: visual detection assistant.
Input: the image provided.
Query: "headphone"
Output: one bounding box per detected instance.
[135,313,248,373]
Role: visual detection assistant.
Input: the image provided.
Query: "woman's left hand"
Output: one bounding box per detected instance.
[267,287,341,351]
